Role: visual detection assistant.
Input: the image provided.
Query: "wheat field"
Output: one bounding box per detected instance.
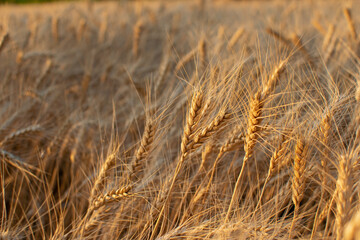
[1,0,360,239]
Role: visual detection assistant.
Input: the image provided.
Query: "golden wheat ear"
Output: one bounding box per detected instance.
[336,154,353,240]
[129,118,156,182]
[88,185,133,212]
[0,33,9,54]
[289,137,307,237]
[343,8,357,41]
[133,19,144,58]
[344,209,360,240]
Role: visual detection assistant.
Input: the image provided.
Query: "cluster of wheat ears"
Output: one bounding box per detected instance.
[1,0,360,239]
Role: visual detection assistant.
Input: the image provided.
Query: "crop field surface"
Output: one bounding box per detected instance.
[1,0,360,239]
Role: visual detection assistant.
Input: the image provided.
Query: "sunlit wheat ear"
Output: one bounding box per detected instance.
[16,50,24,64]
[343,8,357,41]
[0,124,42,146]
[324,35,338,65]
[344,209,360,240]
[262,59,287,97]
[289,137,307,237]
[150,90,203,238]
[225,60,287,222]
[319,111,331,196]
[215,25,225,54]
[77,18,86,42]
[133,19,144,58]
[174,48,197,73]
[244,91,263,162]
[0,33,9,54]
[51,16,59,42]
[191,109,232,150]
[227,27,244,50]
[290,33,313,65]
[312,19,326,35]
[198,37,207,72]
[254,135,290,212]
[266,27,292,47]
[218,126,245,153]
[89,185,132,212]
[181,90,204,157]
[98,12,108,43]
[268,135,291,177]
[35,58,52,87]
[336,154,352,240]
[130,118,156,182]
[0,148,37,177]
[322,24,335,51]
[89,151,118,202]
[155,53,170,93]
